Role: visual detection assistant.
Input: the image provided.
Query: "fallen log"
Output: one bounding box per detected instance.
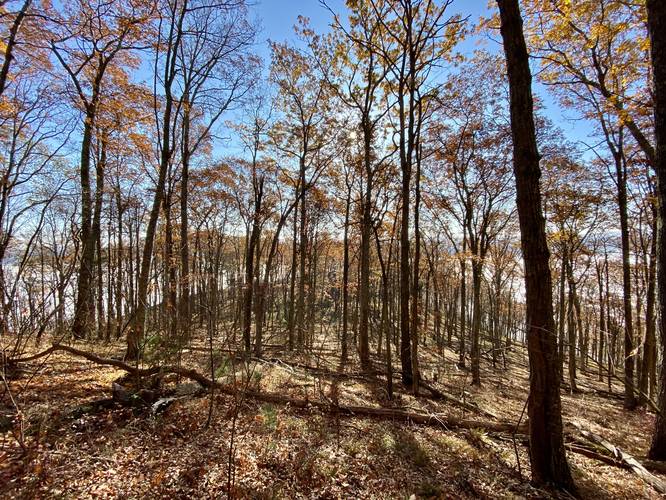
[570,422,666,494]
[256,356,499,420]
[12,343,524,434]
[565,443,622,468]
[418,380,499,420]
[640,459,666,476]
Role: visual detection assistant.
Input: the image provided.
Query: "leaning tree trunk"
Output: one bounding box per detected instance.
[496,0,575,490]
[127,82,174,361]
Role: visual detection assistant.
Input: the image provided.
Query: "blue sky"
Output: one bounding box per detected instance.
[250,0,594,145]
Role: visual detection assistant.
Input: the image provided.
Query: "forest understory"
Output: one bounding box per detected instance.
[1,332,661,499]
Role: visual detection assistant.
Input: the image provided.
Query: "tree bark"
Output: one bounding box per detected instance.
[615,149,637,409]
[72,111,97,340]
[640,214,657,405]
[647,0,666,461]
[497,0,575,489]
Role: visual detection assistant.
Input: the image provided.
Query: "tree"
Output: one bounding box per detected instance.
[233,97,272,355]
[429,52,514,386]
[0,0,34,98]
[367,0,463,389]
[175,1,257,346]
[126,0,255,360]
[324,0,393,370]
[523,0,653,164]
[50,0,151,340]
[542,145,603,390]
[522,0,653,407]
[646,0,666,461]
[496,0,574,489]
[270,36,337,350]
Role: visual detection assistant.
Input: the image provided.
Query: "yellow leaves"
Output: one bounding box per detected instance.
[521,0,650,135]
[0,96,16,117]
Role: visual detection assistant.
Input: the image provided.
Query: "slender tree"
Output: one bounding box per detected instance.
[496,0,574,489]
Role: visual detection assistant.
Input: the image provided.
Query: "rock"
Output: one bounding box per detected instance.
[152,397,176,415]
[174,382,203,396]
[112,382,131,404]
[137,388,158,404]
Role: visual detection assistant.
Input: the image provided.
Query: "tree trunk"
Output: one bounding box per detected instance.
[566,257,577,391]
[558,247,567,377]
[615,150,637,409]
[470,260,482,386]
[640,214,657,405]
[341,186,351,367]
[72,112,97,340]
[358,118,372,370]
[287,194,298,350]
[243,175,263,355]
[179,102,192,346]
[497,0,575,489]
[296,157,308,349]
[93,136,106,340]
[596,260,606,382]
[459,243,467,368]
[647,0,666,461]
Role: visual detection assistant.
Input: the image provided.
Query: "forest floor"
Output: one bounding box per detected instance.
[1,333,663,499]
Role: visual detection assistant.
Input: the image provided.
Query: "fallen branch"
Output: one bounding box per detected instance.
[11,343,523,434]
[10,345,58,363]
[256,356,498,420]
[570,422,666,494]
[419,380,499,420]
[565,443,622,467]
[639,459,666,476]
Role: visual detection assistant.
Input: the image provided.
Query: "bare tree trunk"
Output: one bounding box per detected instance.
[640,214,657,405]
[558,247,567,377]
[470,260,482,386]
[72,113,97,340]
[596,259,606,382]
[458,242,467,368]
[647,0,666,460]
[242,175,263,354]
[566,257,577,391]
[127,2,185,360]
[358,118,372,370]
[179,103,192,346]
[615,149,637,409]
[410,138,422,393]
[296,157,308,350]
[287,195,298,350]
[93,137,106,340]
[341,186,351,368]
[497,0,574,489]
